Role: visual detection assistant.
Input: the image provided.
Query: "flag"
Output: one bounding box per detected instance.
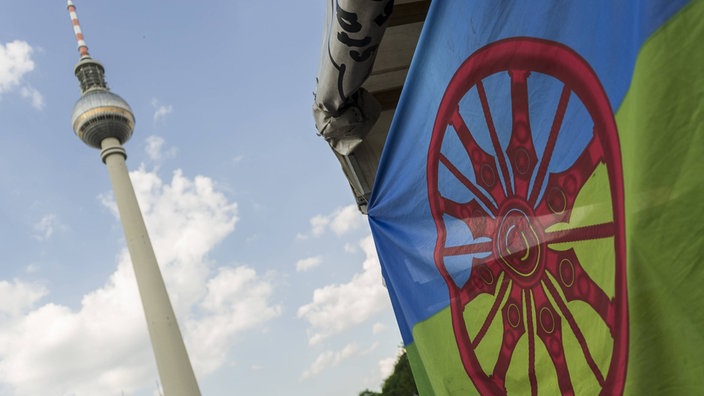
[367,1,704,394]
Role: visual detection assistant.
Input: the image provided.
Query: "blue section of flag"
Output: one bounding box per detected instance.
[368,0,691,344]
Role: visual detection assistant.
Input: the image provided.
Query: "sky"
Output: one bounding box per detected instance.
[0,1,404,395]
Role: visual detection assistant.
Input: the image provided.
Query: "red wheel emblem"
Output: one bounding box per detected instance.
[427,38,628,395]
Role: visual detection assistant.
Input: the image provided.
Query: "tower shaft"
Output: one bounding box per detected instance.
[101,138,201,396]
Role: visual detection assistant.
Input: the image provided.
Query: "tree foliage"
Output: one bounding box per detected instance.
[359,349,418,396]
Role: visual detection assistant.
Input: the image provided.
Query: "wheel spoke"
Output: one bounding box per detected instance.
[534,134,604,226]
[440,154,498,215]
[524,289,539,396]
[529,84,571,206]
[545,248,615,329]
[543,276,606,386]
[492,284,526,389]
[544,222,615,245]
[440,197,496,239]
[471,273,510,348]
[506,70,538,198]
[532,285,575,395]
[477,81,513,196]
[461,260,504,302]
[443,242,493,257]
[450,109,507,203]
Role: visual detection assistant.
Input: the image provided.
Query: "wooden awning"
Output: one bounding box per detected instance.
[313,0,430,212]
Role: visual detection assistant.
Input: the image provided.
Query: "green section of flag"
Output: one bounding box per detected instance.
[617,1,704,394]
[406,342,435,395]
[409,308,474,395]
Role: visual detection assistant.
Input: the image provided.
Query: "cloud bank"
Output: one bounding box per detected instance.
[297,235,389,346]
[0,165,281,395]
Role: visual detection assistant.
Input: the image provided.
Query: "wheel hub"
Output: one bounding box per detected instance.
[495,199,545,288]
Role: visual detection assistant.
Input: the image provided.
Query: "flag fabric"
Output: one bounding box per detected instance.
[367,1,704,395]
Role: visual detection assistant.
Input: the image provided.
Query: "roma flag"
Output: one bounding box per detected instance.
[367,1,704,394]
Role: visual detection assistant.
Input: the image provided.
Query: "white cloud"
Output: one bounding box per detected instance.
[32,214,63,241]
[378,355,397,380]
[0,166,281,395]
[301,343,366,380]
[329,205,363,235]
[188,266,281,375]
[0,41,34,93]
[23,264,39,274]
[372,322,387,335]
[151,99,173,123]
[309,214,329,237]
[300,204,364,239]
[0,279,47,317]
[231,155,244,165]
[297,236,389,345]
[0,40,42,109]
[295,256,322,272]
[144,135,177,162]
[0,260,151,396]
[128,167,239,310]
[19,86,43,110]
[378,347,408,383]
[145,135,164,160]
[153,105,173,122]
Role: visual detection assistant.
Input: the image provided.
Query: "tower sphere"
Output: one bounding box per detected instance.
[67,0,135,149]
[71,87,135,149]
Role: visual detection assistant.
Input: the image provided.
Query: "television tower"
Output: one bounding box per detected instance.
[66,2,201,395]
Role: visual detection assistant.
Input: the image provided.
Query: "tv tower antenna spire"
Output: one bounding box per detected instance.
[66,2,201,395]
[67,0,89,58]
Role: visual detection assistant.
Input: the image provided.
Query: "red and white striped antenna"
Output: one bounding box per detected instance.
[67,0,89,58]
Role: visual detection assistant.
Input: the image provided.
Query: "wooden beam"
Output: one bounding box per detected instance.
[372,86,404,111]
[388,0,431,27]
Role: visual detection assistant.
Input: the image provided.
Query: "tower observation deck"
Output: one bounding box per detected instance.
[68,0,133,149]
[66,2,201,395]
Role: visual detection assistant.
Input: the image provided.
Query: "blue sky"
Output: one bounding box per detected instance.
[0,1,403,395]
